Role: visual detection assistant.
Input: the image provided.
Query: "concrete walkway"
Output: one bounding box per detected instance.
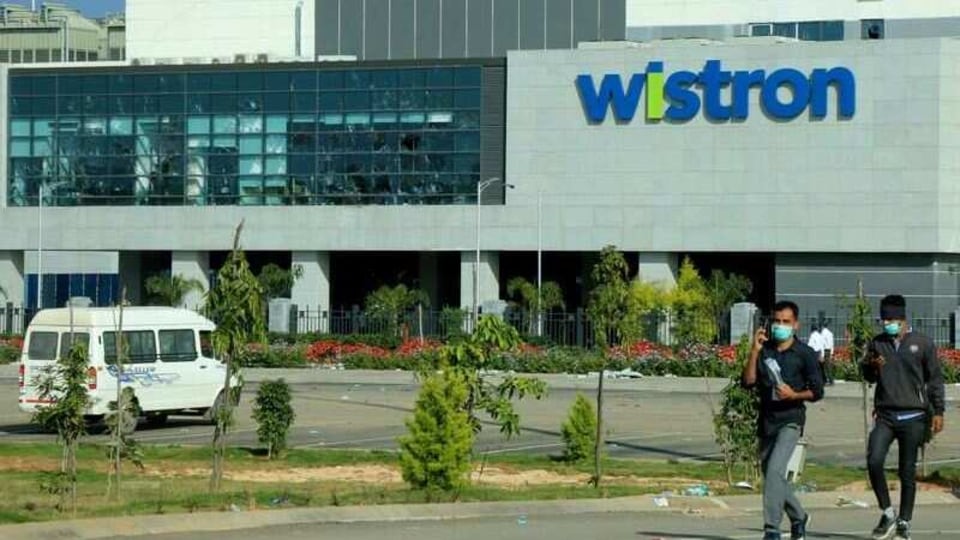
[2,489,957,540]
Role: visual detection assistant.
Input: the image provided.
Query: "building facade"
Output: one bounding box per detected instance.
[626,0,960,42]
[126,0,625,62]
[0,3,125,64]
[2,1,960,335]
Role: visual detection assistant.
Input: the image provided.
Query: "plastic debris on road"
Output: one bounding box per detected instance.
[653,496,669,508]
[795,482,818,493]
[836,496,869,508]
[517,514,528,526]
[734,481,753,490]
[682,484,710,497]
[602,369,645,379]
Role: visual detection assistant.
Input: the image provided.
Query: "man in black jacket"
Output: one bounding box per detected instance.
[743,301,824,540]
[862,295,946,540]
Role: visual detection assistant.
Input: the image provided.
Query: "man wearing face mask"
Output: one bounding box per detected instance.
[862,294,946,540]
[743,301,824,540]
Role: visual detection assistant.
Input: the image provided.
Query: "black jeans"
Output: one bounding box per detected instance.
[822,349,833,383]
[866,415,926,521]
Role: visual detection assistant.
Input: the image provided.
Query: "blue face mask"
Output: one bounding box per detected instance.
[884,322,902,336]
[771,324,794,342]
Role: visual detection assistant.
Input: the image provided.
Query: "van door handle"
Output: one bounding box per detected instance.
[199,365,208,369]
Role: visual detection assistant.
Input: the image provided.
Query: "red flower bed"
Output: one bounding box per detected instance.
[304,340,390,363]
[716,345,737,364]
[396,338,442,357]
[0,337,23,350]
[607,340,674,361]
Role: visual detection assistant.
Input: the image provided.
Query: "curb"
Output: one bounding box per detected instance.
[1,490,956,540]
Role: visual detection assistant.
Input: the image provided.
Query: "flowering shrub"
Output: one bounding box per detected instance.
[396,338,442,357]
[0,336,22,364]
[304,340,390,364]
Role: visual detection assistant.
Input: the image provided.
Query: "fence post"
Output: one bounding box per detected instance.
[3,302,12,335]
[351,305,361,334]
[288,304,298,334]
[575,308,585,348]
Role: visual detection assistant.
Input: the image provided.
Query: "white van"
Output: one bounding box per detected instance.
[18,307,235,427]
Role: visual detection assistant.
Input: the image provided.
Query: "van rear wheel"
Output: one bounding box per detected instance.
[146,413,168,428]
[204,391,226,425]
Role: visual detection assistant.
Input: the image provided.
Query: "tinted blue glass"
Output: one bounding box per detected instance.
[110,74,133,92]
[426,68,454,87]
[188,94,211,113]
[10,76,32,96]
[292,92,317,112]
[26,275,37,310]
[320,71,344,90]
[265,71,291,91]
[454,67,481,87]
[290,71,316,90]
[109,96,133,114]
[134,95,159,114]
[159,94,183,113]
[34,76,56,95]
[83,274,98,299]
[133,74,160,93]
[238,72,263,91]
[264,93,290,112]
[211,93,238,113]
[210,73,237,91]
[69,274,84,298]
[345,71,369,89]
[84,75,108,93]
[187,73,212,92]
[59,75,85,94]
[397,69,425,88]
[55,274,69,308]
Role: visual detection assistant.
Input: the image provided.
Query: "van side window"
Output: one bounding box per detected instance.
[60,333,90,357]
[159,330,197,362]
[27,332,58,361]
[104,331,157,365]
[200,331,214,358]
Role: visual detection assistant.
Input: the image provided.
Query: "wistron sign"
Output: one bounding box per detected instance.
[576,60,856,123]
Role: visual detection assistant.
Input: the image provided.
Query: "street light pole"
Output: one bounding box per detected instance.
[474,177,512,331]
[537,189,543,337]
[37,182,43,311]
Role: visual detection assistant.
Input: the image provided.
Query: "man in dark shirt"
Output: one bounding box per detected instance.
[743,301,824,540]
[862,294,946,540]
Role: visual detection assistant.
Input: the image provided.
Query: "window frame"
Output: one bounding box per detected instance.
[158,329,198,363]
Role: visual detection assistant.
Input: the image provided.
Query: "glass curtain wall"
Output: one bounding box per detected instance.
[8,65,483,206]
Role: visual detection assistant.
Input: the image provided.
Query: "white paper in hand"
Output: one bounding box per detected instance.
[764,357,784,401]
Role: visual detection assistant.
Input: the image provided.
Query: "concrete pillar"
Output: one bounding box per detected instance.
[118,252,143,305]
[0,251,24,306]
[460,251,500,312]
[171,251,209,310]
[418,252,440,309]
[637,252,679,287]
[291,251,330,331]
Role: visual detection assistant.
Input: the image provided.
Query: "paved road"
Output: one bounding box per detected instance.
[105,505,960,539]
[1,370,959,467]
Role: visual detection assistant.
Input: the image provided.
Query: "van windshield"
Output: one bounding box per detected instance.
[27,332,58,361]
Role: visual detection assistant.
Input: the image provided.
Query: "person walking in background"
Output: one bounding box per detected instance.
[820,321,835,386]
[862,295,946,540]
[807,324,825,381]
[743,301,824,540]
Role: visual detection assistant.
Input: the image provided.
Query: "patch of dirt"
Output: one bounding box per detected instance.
[836,480,948,493]
[0,456,62,472]
[144,464,720,490]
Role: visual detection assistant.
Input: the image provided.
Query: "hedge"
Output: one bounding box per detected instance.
[237,338,960,384]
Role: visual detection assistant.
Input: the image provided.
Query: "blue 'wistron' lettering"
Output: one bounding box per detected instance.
[575,60,856,124]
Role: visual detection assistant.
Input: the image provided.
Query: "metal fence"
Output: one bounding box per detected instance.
[792,314,955,349]
[290,306,731,348]
[0,304,34,335]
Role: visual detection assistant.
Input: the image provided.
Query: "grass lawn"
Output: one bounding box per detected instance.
[0,442,953,525]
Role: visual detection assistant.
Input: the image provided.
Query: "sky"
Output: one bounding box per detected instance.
[6,0,124,18]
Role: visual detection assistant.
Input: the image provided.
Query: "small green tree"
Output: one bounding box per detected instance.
[845,279,874,473]
[252,379,296,459]
[365,284,430,337]
[712,335,760,485]
[33,336,90,515]
[398,369,474,492]
[437,315,547,438]
[145,273,205,307]
[625,278,671,341]
[585,246,638,487]
[257,264,304,301]
[105,294,145,503]
[506,277,565,335]
[561,393,598,463]
[706,270,753,343]
[667,257,714,345]
[203,221,267,492]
